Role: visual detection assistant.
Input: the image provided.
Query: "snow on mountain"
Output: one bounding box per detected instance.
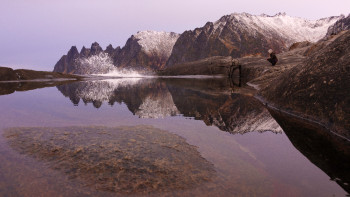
[214,12,342,46]
[114,31,180,71]
[166,12,343,66]
[134,31,180,58]
[326,14,349,36]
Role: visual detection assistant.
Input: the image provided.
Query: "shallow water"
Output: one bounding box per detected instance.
[0,77,348,196]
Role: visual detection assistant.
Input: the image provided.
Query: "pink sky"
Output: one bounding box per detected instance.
[1,0,349,70]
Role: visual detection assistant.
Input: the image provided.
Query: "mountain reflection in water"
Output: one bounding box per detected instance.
[57,78,282,135]
[0,77,348,196]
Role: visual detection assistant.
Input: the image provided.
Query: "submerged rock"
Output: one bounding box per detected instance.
[4,125,215,194]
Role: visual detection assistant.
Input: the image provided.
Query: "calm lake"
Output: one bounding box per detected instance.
[0,77,348,196]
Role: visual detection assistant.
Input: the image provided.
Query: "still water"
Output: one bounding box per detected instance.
[0,77,348,196]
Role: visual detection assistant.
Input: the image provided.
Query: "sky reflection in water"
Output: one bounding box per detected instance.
[0,78,348,196]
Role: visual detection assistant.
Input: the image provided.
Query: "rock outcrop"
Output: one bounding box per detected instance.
[166,13,341,66]
[258,30,350,140]
[0,67,80,82]
[326,14,350,36]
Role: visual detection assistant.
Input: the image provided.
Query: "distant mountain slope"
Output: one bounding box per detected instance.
[166,12,342,66]
[53,31,179,74]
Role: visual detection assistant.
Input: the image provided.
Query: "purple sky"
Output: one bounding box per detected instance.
[1,0,349,71]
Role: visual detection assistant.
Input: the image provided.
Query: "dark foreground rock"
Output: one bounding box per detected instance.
[259,30,350,140]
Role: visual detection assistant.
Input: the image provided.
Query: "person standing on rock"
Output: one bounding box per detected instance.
[267,49,278,66]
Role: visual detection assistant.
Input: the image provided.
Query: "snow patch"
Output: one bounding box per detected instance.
[77,52,143,77]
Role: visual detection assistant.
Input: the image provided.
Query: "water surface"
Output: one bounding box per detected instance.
[0,77,348,196]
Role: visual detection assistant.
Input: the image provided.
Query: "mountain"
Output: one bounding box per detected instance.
[114,31,180,71]
[326,14,350,36]
[166,12,342,66]
[53,31,179,74]
[54,12,343,74]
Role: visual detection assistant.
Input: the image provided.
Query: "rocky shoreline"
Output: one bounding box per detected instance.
[161,30,350,141]
[0,67,82,82]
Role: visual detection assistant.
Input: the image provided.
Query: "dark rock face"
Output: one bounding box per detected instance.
[53,43,105,74]
[327,14,350,36]
[259,30,350,139]
[53,46,80,74]
[166,20,284,67]
[80,46,90,58]
[89,42,103,56]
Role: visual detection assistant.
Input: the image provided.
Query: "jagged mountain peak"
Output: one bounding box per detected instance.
[132,30,180,57]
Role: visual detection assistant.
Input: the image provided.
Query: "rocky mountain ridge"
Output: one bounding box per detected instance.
[54,12,344,74]
[166,12,342,66]
[54,31,179,74]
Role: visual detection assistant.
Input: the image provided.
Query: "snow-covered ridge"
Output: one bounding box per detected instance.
[134,31,180,57]
[213,12,343,45]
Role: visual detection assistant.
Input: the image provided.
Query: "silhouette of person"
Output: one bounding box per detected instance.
[267,49,278,66]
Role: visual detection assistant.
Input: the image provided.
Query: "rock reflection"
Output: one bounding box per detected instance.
[4,126,215,194]
[0,80,75,96]
[57,78,282,134]
[164,78,282,134]
[269,109,350,194]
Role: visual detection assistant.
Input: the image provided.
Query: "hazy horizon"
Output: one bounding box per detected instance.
[1,0,349,71]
